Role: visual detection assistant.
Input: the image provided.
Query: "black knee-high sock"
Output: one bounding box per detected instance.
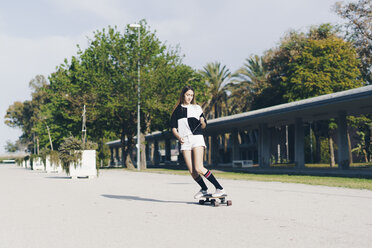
[204,170,223,190]
[194,175,208,191]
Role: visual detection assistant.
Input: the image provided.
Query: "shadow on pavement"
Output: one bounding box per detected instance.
[101,194,195,205]
[167,182,193,185]
[45,176,72,179]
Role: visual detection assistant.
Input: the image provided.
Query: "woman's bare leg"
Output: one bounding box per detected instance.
[193,146,224,190]
[192,146,208,175]
[182,150,198,179]
[183,149,208,193]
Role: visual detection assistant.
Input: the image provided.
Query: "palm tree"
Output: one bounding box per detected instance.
[229,55,268,113]
[200,62,231,119]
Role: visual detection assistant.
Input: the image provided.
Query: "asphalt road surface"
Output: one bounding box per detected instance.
[1,163,372,248]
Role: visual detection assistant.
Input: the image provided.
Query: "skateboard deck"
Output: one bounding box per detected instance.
[198,194,232,207]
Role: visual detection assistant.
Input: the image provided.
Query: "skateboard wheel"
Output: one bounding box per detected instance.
[227,200,232,206]
[212,201,219,207]
[199,200,205,205]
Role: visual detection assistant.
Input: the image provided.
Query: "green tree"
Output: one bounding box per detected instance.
[334,0,372,83]
[47,20,203,168]
[4,75,50,153]
[5,140,18,153]
[4,101,26,129]
[252,24,362,109]
[47,53,112,154]
[229,55,268,113]
[28,75,55,153]
[282,26,362,101]
[199,62,231,119]
[250,31,307,109]
[348,115,372,162]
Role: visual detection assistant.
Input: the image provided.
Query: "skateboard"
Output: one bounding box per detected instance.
[198,194,232,207]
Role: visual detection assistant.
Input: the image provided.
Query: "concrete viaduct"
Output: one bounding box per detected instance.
[107,85,372,172]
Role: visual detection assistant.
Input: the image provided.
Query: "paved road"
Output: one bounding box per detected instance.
[1,164,372,248]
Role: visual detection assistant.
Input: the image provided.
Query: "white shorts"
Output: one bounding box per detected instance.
[181,134,206,151]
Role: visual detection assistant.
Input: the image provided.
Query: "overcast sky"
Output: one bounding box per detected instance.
[0,0,348,153]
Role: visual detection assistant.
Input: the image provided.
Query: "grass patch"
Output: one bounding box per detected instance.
[270,163,372,169]
[143,168,372,191]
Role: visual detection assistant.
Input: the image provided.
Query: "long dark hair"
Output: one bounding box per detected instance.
[172,86,197,114]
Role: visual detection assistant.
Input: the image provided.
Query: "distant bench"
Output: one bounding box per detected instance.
[2,159,15,164]
[232,160,253,168]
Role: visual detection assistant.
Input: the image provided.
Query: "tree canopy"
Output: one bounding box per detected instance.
[334,0,372,84]
[252,24,362,109]
[4,20,206,168]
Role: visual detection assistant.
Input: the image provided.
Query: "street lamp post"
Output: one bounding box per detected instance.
[129,23,141,171]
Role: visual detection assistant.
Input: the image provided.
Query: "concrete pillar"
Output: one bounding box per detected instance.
[118,147,122,164]
[145,142,150,164]
[115,147,120,165]
[121,146,125,167]
[154,139,160,165]
[294,118,305,168]
[165,139,171,162]
[337,112,350,169]
[150,142,155,164]
[232,129,240,161]
[211,134,219,166]
[288,124,295,163]
[110,147,114,165]
[258,123,270,168]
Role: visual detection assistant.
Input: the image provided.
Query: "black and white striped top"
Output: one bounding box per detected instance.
[170,104,207,137]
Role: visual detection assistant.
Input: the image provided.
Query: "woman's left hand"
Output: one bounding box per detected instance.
[200,117,206,129]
